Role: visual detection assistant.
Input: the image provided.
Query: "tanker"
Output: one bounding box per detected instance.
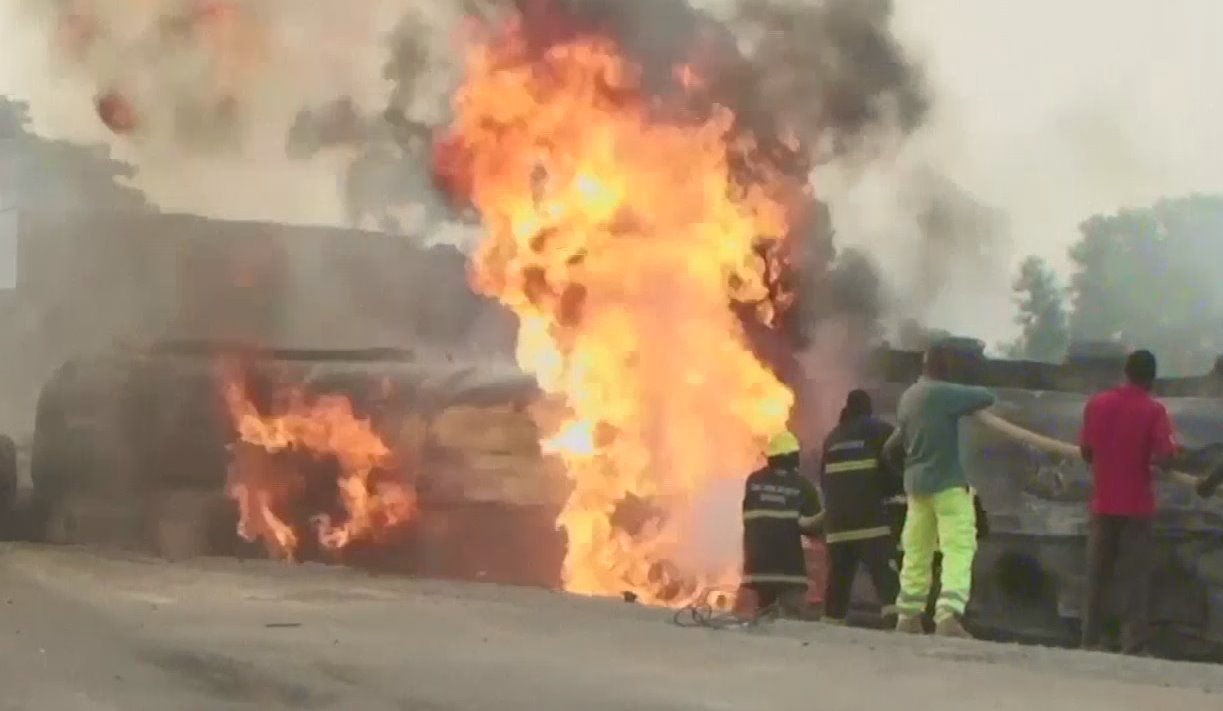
[25,342,565,587]
[21,336,1223,662]
[863,339,1223,661]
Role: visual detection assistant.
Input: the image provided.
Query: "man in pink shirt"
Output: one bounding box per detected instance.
[1078,349,1179,655]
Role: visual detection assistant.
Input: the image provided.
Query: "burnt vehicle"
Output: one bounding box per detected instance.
[26,342,567,587]
[859,338,1223,661]
[24,333,1223,661]
[8,210,561,579]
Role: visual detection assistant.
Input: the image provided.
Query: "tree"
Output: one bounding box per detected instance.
[1064,195,1223,375]
[1,97,151,212]
[1004,256,1069,362]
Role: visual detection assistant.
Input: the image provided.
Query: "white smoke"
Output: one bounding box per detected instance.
[3,0,466,226]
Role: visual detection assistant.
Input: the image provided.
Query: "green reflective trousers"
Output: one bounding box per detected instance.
[894,487,977,622]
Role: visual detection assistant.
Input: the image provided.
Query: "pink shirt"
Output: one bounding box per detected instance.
[1080,384,1179,517]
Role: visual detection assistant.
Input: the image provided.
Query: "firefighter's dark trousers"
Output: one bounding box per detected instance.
[823,535,899,623]
[749,583,808,619]
[1081,514,1153,653]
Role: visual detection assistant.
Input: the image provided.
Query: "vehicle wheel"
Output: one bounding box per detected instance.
[151,489,217,559]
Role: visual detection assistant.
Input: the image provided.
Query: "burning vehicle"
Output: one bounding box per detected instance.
[22,335,1223,663]
[864,339,1223,661]
[15,0,1220,665]
[26,342,567,587]
[23,0,905,616]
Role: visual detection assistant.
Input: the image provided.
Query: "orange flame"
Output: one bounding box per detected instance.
[221,369,416,560]
[435,17,797,605]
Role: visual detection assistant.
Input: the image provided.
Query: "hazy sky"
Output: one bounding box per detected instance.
[892,0,1223,271]
[1,0,1221,344]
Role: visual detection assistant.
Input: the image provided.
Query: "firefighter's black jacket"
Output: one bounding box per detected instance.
[741,461,821,586]
[817,415,900,544]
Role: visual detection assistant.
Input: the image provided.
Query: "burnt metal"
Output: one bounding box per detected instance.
[23,336,1223,661]
[862,339,1223,661]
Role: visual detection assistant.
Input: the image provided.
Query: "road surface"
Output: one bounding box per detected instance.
[0,543,1220,710]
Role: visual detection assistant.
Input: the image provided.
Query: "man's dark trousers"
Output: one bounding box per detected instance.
[824,536,899,622]
[1081,514,1154,653]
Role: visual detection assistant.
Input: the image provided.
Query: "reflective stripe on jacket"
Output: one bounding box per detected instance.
[818,415,899,545]
[742,463,820,585]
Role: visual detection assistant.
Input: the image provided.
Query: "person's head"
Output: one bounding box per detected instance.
[844,389,872,420]
[1124,349,1158,389]
[765,430,800,471]
[922,344,951,380]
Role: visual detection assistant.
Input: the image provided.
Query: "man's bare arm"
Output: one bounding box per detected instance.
[973,409,1213,495]
[1153,464,1199,488]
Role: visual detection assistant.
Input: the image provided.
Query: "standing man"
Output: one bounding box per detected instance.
[885,344,996,637]
[1079,349,1178,655]
[817,389,901,626]
[742,430,821,619]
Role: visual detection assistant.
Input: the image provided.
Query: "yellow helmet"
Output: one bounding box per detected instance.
[765,430,800,458]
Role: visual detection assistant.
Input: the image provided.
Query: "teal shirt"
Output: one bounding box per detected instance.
[890,377,996,496]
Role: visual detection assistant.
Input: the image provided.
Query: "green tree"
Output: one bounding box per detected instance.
[1004,256,1069,362]
[1065,195,1223,375]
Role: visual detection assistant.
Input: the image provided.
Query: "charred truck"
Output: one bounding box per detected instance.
[23,335,1223,661]
[8,208,1223,664]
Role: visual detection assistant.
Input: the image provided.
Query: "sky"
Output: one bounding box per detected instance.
[831,0,1223,343]
[890,0,1223,272]
[1,0,1222,346]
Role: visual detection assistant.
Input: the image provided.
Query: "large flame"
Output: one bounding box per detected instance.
[221,368,416,560]
[434,15,798,605]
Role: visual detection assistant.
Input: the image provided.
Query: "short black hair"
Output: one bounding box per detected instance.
[1124,349,1157,388]
[845,389,872,418]
[923,345,951,379]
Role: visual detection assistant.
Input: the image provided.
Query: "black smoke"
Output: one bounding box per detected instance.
[287,0,925,380]
[287,0,926,229]
[734,0,928,164]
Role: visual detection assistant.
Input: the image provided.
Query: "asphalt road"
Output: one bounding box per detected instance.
[0,543,1221,710]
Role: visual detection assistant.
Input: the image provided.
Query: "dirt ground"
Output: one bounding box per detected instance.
[1,544,1221,710]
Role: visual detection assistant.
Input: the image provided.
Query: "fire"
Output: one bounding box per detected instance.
[220,368,416,560]
[434,13,798,605]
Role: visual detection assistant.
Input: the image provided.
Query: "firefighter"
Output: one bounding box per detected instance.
[741,430,821,619]
[816,389,901,627]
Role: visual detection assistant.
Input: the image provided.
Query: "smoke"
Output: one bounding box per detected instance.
[7,1,1221,354]
[24,0,266,148]
[283,9,465,236]
[278,0,931,238]
[8,0,461,225]
[0,1,953,423]
[819,148,1014,348]
[729,0,928,167]
[13,0,934,270]
[9,0,942,390]
[267,0,940,416]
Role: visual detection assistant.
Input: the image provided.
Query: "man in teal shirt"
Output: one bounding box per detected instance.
[884,344,995,637]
